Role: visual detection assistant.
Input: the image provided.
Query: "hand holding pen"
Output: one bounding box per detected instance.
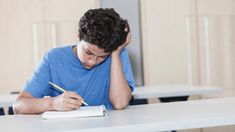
[49,82,89,111]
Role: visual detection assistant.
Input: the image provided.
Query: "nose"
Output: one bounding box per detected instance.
[88,56,97,66]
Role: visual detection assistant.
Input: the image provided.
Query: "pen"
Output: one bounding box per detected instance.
[49,81,89,106]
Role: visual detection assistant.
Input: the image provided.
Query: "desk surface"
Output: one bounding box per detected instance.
[133,85,223,99]
[1,97,235,132]
[0,85,223,108]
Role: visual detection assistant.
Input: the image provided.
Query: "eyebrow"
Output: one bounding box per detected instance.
[86,49,94,55]
[86,49,109,58]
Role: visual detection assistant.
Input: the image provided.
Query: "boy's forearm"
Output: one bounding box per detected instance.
[109,53,131,110]
[13,97,53,114]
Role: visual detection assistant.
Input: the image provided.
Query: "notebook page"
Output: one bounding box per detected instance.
[42,105,106,119]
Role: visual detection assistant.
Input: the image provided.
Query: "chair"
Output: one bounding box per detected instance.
[0,108,5,115]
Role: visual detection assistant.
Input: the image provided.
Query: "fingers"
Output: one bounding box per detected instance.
[53,92,84,111]
[65,97,83,108]
[63,102,81,111]
[66,91,83,100]
[124,21,130,32]
[124,32,131,45]
[64,92,83,108]
[124,27,129,32]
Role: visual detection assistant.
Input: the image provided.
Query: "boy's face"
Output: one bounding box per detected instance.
[77,41,111,69]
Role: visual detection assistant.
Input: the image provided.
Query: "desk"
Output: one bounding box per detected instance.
[1,97,235,132]
[0,86,223,107]
[133,85,223,102]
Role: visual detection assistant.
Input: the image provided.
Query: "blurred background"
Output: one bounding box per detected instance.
[0,0,235,131]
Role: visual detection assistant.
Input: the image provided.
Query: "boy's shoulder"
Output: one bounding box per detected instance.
[39,45,74,64]
[45,45,73,58]
[48,45,72,54]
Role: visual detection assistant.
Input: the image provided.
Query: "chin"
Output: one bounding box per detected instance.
[83,65,94,70]
[84,66,92,69]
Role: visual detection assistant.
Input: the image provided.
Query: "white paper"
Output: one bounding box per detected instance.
[42,105,106,119]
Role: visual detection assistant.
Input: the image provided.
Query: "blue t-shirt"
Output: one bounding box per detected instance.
[24,45,135,109]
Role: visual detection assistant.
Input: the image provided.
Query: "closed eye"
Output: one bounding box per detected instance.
[85,48,109,58]
[100,55,108,58]
[85,50,93,55]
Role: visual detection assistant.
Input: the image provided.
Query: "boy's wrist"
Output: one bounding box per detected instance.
[44,97,54,111]
[111,50,121,58]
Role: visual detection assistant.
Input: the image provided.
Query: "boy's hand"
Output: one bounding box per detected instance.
[51,91,83,111]
[112,30,132,56]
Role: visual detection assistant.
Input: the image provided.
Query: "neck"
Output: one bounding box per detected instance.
[72,45,79,59]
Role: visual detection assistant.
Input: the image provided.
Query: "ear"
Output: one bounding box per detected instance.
[77,33,80,41]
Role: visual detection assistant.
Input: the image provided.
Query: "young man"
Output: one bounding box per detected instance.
[13,8,135,114]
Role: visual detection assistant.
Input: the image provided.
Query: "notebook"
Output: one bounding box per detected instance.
[42,105,106,119]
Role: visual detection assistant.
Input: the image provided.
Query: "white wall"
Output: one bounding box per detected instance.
[0,0,99,94]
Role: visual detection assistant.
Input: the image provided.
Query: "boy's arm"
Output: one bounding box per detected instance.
[13,91,83,114]
[109,32,132,110]
[13,91,54,114]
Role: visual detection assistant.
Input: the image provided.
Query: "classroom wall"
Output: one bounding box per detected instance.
[140,0,235,97]
[140,0,235,131]
[140,0,198,86]
[0,0,99,94]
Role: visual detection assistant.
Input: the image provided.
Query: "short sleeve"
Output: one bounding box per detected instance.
[23,52,52,98]
[120,48,135,92]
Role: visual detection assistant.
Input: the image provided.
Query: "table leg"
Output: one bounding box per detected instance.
[0,108,4,115]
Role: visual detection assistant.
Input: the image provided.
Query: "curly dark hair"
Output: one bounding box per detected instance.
[78,8,129,53]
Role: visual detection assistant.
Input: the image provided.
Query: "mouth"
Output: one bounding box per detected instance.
[82,64,94,69]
